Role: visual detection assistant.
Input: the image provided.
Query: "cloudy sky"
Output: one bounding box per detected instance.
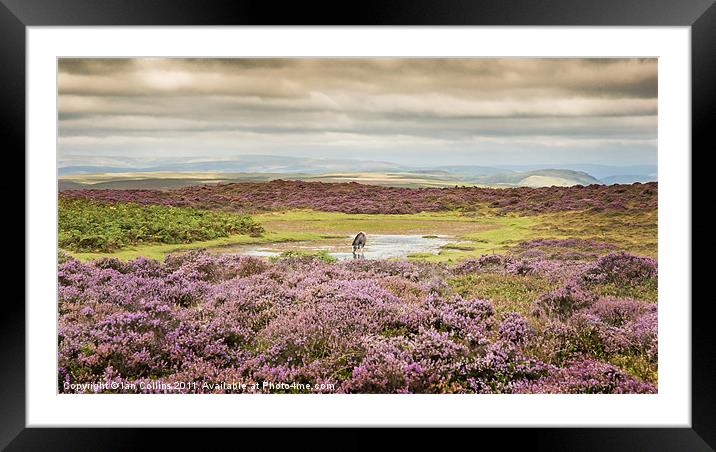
[58,58,657,169]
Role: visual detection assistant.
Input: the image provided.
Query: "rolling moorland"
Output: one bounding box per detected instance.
[57,157,657,190]
[58,180,658,393]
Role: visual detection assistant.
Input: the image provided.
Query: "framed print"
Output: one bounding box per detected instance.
[6,0,712,449]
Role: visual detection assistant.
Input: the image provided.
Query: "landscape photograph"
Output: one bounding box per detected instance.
[57,58,658,394]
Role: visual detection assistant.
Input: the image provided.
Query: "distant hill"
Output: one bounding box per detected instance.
[59,178,225,190]
[58,155,405,176]
[431,165,510,177]
[601,174,658,185]
[58,155,659,189]
[59,156,656,186]
[58,171,480,190]
[58,180,89,191]
[473,169,601,187]
[59,169,605,190]
[496,163,657,184]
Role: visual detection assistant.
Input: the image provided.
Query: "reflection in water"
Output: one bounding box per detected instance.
[211,234,452,260]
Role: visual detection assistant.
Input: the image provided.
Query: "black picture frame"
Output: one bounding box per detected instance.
[4,0,710,449]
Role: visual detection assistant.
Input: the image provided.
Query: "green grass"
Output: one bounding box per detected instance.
[589,280,659,303]
[256,210,547,263]
[448,273,557,317]
[425,209,657,262]
[61,205,658,264]
[608,353,658,384]
[415,216,540,262]
[59,197,263,253]
[440,243,477,251]
[253,209,498,235]
[532,209,657,258]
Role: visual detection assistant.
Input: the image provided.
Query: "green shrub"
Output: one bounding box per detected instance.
[58,196,264,253]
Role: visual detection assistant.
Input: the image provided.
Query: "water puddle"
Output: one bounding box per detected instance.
[209,234,452,260]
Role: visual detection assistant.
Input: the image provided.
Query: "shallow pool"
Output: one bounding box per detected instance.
[209,234,452,260]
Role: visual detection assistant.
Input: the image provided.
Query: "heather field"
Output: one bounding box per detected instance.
[58,181,658,394]
[63,179,657,215]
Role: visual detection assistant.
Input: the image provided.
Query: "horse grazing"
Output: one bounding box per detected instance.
[352,231,366,255]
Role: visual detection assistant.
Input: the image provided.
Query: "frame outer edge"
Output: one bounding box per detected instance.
[0,1,27,450]
[0,0,714,25]
[6,0,711,448]
[691,1,716,449]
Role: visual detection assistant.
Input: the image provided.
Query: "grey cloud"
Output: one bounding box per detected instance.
[57,58,657,168]
[59,58,657,99]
